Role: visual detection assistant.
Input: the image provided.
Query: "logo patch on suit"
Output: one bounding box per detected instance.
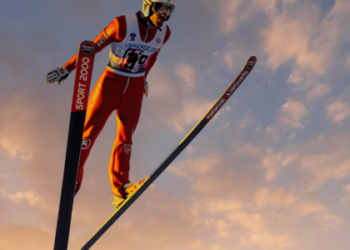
[81,139,91,150]
[123,144,132,155]
[130,33,136,41]
[156,38,161,44]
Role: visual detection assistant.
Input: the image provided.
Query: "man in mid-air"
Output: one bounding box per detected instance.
[46,0,175,207]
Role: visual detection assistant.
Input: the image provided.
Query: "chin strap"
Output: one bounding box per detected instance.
[140,11,159,29]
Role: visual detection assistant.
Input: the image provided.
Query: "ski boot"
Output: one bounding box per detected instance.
[111,178,148,209]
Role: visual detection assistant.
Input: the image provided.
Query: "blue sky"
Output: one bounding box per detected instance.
[1,0,350,249]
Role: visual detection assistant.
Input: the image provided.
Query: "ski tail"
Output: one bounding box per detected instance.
[54,41,96,250]
[81,56,257,250]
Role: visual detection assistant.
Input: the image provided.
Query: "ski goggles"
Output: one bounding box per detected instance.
[152,2,174,17]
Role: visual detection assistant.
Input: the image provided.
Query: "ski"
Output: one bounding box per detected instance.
[81,56,257,250]
[54,41,96,250]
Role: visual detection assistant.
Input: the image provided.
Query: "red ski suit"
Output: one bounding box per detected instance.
[64,12,171,197]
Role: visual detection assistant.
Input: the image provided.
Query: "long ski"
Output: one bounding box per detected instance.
[81,56,257,250]
[54,41,96,250]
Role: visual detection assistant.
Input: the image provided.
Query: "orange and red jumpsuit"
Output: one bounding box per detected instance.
[64,12,171,197]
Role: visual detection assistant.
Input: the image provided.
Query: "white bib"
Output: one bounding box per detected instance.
[107,14,166,77]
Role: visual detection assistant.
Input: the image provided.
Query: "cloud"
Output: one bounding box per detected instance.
[228,212,266,232]
[287,69,330,101]
[267,99,307,136]
[199,199,245,215]
[165,98,214,132]
[345,184,350,193]
[340,184,350,203]
[251,0,281,13]
[0,138,32,159]
[167,154,221,181]
[261,2,324,73]
[326,87,350,123]
[254,187,297,208]
[279,100,307,128]
[293,199,327,216]
[218,0,242,34]
[238,109,254,128]
[212,41,256,72]
[261,0,350,75]
[327,101,350,122]
[205,219,231,239]
[205,207,296,249]
[245,229,296,249]
[225,212,296,249]
[0,98,35,159]
[260,148,297,181]
[301,153,350,191]
[216,122,229,132]
[0,224,53,250]
[259,0,350,106]
[293,199,342,231]
[1,190,41,206]
[318,213,343,231]
[230,142,298,181]
[176,62,196,89]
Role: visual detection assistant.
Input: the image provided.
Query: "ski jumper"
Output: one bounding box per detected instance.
[64,12,171,197]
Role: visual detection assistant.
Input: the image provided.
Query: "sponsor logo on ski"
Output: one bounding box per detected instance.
[206,98,226,119]
[130,33,136,41]
[125,43,158,53]
[81,139,91,150]
[81,42,95,55]
[76,57,91,110]
[123,144,132,155]
[224,70,251,98]
[206,59,255,120]
[225,82,240,97]
[242,71,248,77]
[247,60,255,69]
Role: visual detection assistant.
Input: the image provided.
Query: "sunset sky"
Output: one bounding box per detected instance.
[1,0,350,249]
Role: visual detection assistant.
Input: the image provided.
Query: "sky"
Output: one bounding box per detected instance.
[1,0,350,249]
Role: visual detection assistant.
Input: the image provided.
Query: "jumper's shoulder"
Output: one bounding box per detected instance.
[105,15,127,40]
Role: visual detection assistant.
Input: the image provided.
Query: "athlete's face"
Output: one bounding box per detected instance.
[150,6,167,28]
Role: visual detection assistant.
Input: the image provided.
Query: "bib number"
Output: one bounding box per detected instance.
[122,49,149,73]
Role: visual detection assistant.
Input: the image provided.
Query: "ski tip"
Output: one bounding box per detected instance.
[246,56,257,69]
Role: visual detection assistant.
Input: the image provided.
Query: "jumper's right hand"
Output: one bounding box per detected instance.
[46,64,70,85]
[144,80,149,97]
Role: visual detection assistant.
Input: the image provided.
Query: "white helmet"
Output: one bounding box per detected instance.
[143,0,175,21]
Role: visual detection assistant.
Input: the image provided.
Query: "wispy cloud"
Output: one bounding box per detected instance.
[260,148,297,181]
[165,98,213,132]
[176,62,196,89]
[254,187,297,208]
[1,190,41,205]
[167,154,221,181]
[327,86,350,123]
[267,99,307,137]
[327,101,350,122]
